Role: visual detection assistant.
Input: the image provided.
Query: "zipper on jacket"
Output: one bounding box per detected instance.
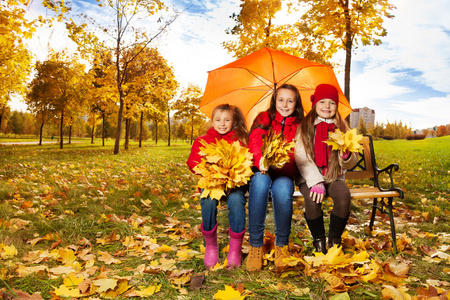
[281,117,286,134]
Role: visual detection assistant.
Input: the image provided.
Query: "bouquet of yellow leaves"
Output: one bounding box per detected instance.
[259,129,296,175]
[324,128,363,154]
[193,139,254,201]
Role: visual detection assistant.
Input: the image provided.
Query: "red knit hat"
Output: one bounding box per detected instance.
[310,84,339,108]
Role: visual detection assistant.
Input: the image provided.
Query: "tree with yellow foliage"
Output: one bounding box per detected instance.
[172,84,206,145]
[297,0,396,103]
[223,0,335,64]
[0,0,35,116]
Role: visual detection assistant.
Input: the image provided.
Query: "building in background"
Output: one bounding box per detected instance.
[350,107,375,129]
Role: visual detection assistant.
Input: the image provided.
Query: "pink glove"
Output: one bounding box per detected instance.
[310,183,325,195]
[340,151,350,160]
[310,182,325,203]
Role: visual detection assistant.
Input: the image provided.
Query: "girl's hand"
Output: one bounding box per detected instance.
[259,157,269,173]
[340,150,350,160]
[310,182,325,203]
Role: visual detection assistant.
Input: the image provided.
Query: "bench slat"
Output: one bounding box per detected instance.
[292,188,401,200]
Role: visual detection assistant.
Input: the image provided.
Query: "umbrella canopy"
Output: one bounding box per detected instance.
[199,47,352,128]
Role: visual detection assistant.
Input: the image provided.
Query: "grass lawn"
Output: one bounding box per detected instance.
[0,136,449,299]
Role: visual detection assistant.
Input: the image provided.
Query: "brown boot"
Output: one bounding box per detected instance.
[274,245,289,268]
[246,246,263,271]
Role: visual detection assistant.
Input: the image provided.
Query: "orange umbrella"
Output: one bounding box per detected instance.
[199,47,352,128]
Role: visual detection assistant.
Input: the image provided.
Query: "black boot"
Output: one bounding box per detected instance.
[305,214,327,254]
[328,213,349,249]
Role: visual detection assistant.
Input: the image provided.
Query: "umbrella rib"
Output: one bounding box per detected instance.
[244,69,274,91]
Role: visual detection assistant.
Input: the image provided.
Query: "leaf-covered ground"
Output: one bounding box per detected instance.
[0,137,449,299]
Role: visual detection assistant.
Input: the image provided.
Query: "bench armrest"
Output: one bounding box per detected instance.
[374,163,404,198]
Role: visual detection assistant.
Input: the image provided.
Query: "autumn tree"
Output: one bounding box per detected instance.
[87,51,118,146]
[0,103,11,133]
[120,47,177,150]
[26,51,88,149]
[297,0,395,103]
[44,0,178,154]
[172,84,206,145]
[357,117,368,135]
[0,0,34,114]
[436,125,448,137]
[223,0,335,63]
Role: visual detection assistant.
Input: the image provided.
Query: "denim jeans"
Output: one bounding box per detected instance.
[248,171,294,247]
[200,185,247,233]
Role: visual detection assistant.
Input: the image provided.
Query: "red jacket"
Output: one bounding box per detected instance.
[248,111,299,179]
[186,127,245,173]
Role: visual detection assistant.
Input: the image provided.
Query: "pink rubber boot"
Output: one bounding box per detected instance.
[201,223,219,268]
[226,228,245,268]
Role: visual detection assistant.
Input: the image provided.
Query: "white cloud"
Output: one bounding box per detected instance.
[157,0,240,91]
[349,0,450,128]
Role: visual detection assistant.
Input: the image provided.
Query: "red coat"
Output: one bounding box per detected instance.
[248,111,299,179]
[186,127,244,173]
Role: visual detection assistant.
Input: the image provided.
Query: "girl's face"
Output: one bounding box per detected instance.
[275,88,296,117]
[212,109,234,135]
[315,98,337,119]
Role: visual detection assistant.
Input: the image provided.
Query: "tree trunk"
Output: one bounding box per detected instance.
[0,114,3,133]
[102,113,105,147]
[114,92,125,154]
[343,0,352,104]
[69,124,72,144]
[124,118,131,150]
[190,116,194,145]
[39,123,44,146]
[167,111,171,146]
[139,111,143,148]
[155,120,158,145]
[91,116,95,144]
[60,109,64,149]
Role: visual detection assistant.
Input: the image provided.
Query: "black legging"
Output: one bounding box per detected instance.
[300,180,351,220]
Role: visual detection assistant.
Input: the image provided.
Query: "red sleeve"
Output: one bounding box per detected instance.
[186,138,203,173]
[248,127,267,170]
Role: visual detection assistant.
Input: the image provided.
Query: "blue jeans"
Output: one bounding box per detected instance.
[248,172,294,247]
[200,185,247,233]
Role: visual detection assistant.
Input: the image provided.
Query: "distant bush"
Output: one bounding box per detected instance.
[380,135,394,140]
[406,134,426,140]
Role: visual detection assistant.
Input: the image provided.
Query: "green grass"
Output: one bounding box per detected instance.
[0,137,449,299]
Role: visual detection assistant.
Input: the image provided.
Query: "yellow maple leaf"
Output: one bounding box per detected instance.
[361,259,380,282]
[54,284,82,298]
[1,244,18,259]
[156,244,172,253]
[381,285,412,300]
[213,285,246,300]
[136,283,162,296]
[325,128,363,154]
[58,249,77,265]
[93,278,118,293]
[63,272,84,288]
[98,251,122,264]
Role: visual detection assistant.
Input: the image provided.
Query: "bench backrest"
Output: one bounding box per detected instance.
[345,135,375,180]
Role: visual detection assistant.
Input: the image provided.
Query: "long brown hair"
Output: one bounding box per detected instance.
[299,104,350,182]
[250,83,304,132]
[212,104,248,145]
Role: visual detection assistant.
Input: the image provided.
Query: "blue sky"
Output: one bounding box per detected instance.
[14,0,450,130]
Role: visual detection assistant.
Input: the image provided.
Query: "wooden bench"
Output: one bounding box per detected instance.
[292,134,404,253]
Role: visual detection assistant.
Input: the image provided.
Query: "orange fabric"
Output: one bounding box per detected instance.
[200,47,352,128]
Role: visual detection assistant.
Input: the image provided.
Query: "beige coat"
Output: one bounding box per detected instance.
[295,118,358,187]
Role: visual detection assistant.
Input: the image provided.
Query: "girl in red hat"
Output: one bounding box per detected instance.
[295,84,357,254]
[186,104,248,269]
